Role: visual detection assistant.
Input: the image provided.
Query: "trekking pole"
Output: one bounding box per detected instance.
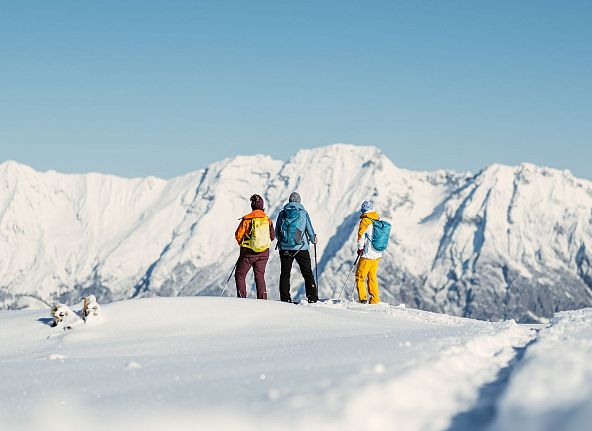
[346,271,359,301]
[336,254,360,301]
[220,261,238,297]
[313,241,319,291]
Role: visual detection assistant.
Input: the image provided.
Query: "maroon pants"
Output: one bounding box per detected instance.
[235,248,269,299]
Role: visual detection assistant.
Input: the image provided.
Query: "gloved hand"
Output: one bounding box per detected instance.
[357,248,364,256]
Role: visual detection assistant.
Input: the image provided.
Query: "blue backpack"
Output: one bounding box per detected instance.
[370,219,392,252]
[279,208,306,248]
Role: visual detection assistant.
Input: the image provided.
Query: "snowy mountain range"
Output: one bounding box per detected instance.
[1,144,591,322]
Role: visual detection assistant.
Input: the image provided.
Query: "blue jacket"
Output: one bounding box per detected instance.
[275,202,316,251]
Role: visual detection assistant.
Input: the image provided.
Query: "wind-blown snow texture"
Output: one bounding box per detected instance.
[1,144,591,321]
[493,308,592,431]
[0,297,535,431]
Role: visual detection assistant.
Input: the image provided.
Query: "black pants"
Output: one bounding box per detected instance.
[279,250,318,303]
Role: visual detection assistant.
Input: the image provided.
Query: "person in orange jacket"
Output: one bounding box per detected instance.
[355,201,382,304]
[234,194,275,299]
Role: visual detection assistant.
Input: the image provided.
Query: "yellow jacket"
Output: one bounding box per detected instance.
[357,211,379,241]
[357,211,382,259]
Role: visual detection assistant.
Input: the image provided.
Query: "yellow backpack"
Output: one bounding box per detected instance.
[242,217,272,252]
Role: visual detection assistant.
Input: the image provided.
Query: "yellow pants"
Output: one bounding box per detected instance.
[355,257,380,304]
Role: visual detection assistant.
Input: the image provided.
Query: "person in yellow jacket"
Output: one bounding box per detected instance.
[355,201,382,304]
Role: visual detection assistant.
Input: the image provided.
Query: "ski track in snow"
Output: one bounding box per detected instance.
[0,297,552,431]
[491,308,592,431]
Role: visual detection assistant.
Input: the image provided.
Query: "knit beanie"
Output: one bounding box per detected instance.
[250,194,264,211]
[289,192,301,203]
[360,200,373,213]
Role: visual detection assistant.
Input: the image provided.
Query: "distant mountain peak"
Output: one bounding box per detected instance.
[0,160,36,175]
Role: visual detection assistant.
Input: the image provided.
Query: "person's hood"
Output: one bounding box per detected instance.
[242,209,267,220]
[360,210,379,221]
[284,202,305,211]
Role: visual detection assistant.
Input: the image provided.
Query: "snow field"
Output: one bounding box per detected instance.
[343,320,534,431]
[493,308,592,431]
[0,297,537,431]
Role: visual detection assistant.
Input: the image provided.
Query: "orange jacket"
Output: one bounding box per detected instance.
[235,209,275,245]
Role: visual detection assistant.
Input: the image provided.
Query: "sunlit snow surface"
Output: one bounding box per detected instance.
[2,296,573,431]
[493,308,592,431]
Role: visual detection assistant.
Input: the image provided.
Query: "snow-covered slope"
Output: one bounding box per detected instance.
[493,308,592,431]
[2,298,590,431]
[0,297,535,431]
[1,144,591,321]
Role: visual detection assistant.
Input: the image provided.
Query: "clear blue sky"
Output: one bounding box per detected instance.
[1,0,590,179]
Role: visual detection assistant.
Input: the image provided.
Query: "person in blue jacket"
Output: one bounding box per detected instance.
[275,192,318,303]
